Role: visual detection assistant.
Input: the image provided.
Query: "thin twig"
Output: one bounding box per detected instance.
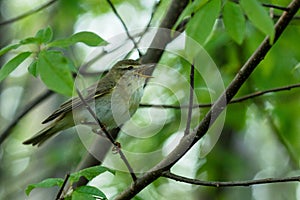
[56,173,70,200]
[140,82,300,109]
[0,90,53,145]
[105,0,142,57]
[0,0,59,26]
[79,31,149,76]
[262,3,290,11]
[124,0,162,59]
[136,0,162,45]
[184,62,194,136]
[163,171,300,187]
[75,87,137,181]
[139,102,210,109]
[75,88,115,143]
[231,83,300,103]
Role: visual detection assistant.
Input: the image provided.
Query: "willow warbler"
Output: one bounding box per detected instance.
[23,59,153,146]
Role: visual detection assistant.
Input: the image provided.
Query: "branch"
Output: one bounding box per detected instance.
[0,90,53,145]
[140,82,300,109]
[184,62,194,136]
[78,29,153,76]
[274,14,300,20]
[141,0,190,64]
[115,0,300,199]
[0,0,58,26]
[262,3,290,11]
[56,173,70,200]
[136,0,161,45]
[75,87,137,181]
[163,171,300,187]
[230,83,300,103]
[105,0,142,57]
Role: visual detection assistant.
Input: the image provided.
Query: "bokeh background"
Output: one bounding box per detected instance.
[0,0,300,199]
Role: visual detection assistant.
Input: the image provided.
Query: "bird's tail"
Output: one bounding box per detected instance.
[23,120,72,146]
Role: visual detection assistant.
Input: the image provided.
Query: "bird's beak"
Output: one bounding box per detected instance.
[135,64,155,78]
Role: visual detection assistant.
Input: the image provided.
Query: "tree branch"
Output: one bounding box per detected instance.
[105,0,142,57]
[0,0,58,26]
[136,1,161,45]
[262,3,290,11]
[184,62,194,136]
[0,90,53,145]
[140,82,300,109]
[115,0,300,199]
[141,0,190,64]
[163,171,300,187]
[56,173,70,200]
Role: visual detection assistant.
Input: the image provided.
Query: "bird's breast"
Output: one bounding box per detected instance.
[91,77,145,129]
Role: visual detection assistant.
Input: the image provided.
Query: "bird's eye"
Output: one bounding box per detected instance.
[127,66,134,70]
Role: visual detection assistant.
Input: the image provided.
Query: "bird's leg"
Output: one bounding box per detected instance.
[112,142,122,154]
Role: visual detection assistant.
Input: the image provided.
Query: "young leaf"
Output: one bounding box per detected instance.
[49,31,107,47]
[21,27,53,45]
[223,1,246,44]
[174,0,209,30]
[186,0,221,45]
[28,60,38,77]
[240,0,275,43]
[0,52,31,82]
[37,51,74,96]
[69,166,115,184]
[0,43,21,57]
[38,26,53,43]
[25,178,64,196]
[72,186,107,200]
[20,37,42,45]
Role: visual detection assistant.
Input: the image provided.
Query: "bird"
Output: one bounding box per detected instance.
[23,59,154,146]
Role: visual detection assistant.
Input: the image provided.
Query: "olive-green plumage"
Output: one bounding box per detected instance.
[23,59,153,146]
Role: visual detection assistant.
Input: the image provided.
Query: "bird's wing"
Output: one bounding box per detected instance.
[42,81,115,124]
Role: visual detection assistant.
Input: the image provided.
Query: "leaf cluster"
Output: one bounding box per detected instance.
[25,166,114,199]
[0,26,107,96]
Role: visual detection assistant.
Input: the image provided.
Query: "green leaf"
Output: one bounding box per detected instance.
[37,51,74,96]
[20,37,42,45]
[71,32,106,46]
[25,178,64,196]
[223,1,246,44]
[0,52,31,82]
[49,31,107,47]
[21,27,53,44]
[37,26,53,43]
[186,0,221,46]
[72,186,107,200]
[174,0,209,30]
[70,166,114,184]
[0,43,21,57]
[28,60,38,77]
[240,0,275,43]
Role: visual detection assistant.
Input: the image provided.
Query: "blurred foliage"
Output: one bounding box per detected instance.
[0,0,300,200]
